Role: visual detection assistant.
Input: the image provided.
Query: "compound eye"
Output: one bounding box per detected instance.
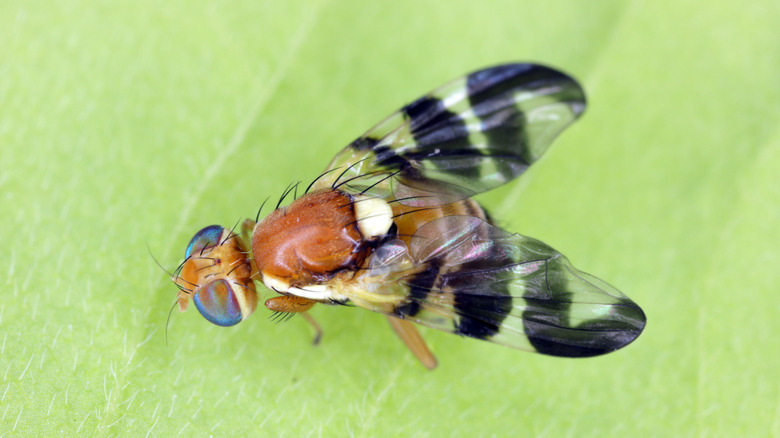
[193,279,243,326]
[185,225,224,259]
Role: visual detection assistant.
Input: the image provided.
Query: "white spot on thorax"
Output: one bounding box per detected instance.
[352,195,392,240]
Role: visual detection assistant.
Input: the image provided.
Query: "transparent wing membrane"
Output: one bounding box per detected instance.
[317,64,586,206]
[348,216,645,357]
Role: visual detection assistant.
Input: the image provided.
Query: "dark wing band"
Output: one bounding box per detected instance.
[355,216,645,357]
[315,64,586,206]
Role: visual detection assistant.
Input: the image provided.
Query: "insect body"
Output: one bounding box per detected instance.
[253,190,382,295]
[173,63,646,369]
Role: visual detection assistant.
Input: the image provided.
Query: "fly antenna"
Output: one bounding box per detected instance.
[148,245,176,278]
[165,299,179,347]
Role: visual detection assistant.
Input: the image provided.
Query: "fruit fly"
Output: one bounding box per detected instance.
[172,63,646,369]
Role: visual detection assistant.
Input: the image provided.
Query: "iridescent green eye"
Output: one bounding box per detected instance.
[193,279,243,326]
[185,225,224,259]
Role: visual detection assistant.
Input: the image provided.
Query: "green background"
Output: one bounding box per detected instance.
[2,0,778,435]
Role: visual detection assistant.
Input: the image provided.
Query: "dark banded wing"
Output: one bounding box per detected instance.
[314,63,586,207]
[351,216,645,357]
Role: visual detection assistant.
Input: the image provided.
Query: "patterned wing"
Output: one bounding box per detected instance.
[313,63,586,206]
[345,216,645,357]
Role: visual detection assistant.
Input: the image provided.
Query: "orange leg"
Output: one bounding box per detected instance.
[386,316,438,370]
[265,295,323,345]
[300,311,323,346]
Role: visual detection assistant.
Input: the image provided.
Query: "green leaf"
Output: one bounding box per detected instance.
[2,0,778,435]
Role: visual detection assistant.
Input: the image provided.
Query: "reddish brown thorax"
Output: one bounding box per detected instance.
[251,189,368,286]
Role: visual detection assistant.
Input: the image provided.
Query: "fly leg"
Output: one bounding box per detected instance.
[265,295,323,345]
[386,316,438,370]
